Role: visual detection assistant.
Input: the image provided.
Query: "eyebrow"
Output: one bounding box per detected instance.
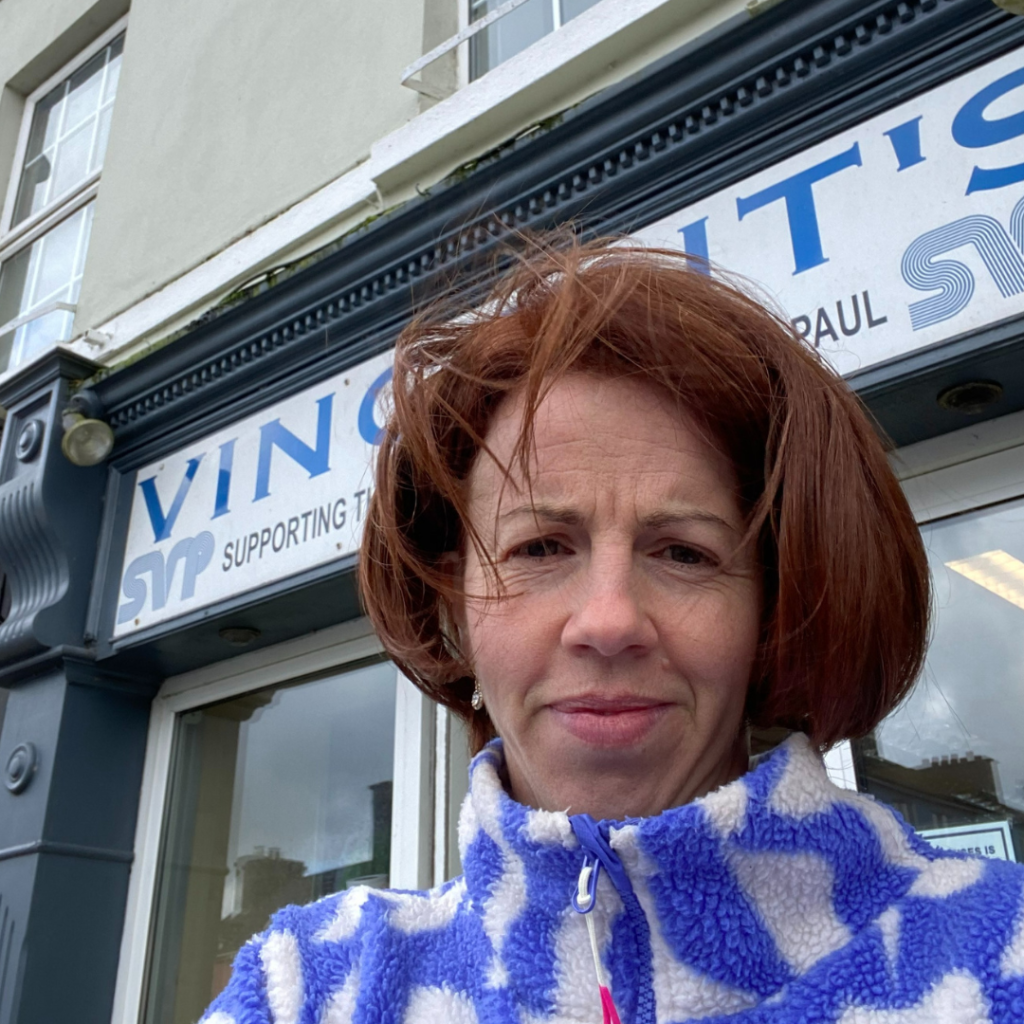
[499,503,736,532]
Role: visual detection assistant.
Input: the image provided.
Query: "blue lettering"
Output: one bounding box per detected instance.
[139,455,204,543]
[678,217,710,274]
[358,368,393,446]
[901,214,1024,330]
[952,66,1024,194]
[1009,194,1024,254]
[883,117,926,171]
[165,531,215,601]
[117,552,165,623]
[736,143,862,275]
[254,394,334,501]
[118,532,215,623]
[212,439,236,519]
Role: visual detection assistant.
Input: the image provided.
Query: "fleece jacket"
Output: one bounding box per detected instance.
[201,733,1024,1024]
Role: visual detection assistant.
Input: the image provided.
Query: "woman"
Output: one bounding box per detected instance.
[202,242,1024,1024]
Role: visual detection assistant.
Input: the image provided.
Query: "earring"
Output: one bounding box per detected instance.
[471,682,484,711]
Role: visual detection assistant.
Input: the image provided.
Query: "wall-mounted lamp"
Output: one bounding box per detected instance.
[61,389,114,466]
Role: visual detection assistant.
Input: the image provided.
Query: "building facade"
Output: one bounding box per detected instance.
[0,0,1023,1021]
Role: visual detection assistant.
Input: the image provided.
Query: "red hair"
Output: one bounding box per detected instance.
[359,238,930,753]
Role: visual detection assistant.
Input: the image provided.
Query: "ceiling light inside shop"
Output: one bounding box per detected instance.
[945,549,1024,610]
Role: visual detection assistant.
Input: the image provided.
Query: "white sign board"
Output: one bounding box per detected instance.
[918,821,1016,862]
[637,47,1024,376]
[114,351,394,637]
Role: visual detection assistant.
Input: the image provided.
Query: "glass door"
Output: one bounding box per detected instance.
[141,658,398,1024]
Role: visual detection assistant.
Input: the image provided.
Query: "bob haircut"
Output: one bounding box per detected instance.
[360,238,930,753]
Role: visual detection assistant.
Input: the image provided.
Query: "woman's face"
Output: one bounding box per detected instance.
[455,374,761,820]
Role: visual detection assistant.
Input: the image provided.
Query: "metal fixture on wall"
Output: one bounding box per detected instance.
[400,0,531,98]
[61,389,114,466]
[4,741,38,794]
[15,419,45,462]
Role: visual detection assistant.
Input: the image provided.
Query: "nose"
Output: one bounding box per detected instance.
[560,554,656,658]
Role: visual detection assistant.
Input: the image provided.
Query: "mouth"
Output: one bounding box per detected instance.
[547,695,672,747]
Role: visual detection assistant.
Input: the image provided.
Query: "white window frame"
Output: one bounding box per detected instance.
[893,406,1024,524]
[109,616,439,1024]
[0,15,128,339]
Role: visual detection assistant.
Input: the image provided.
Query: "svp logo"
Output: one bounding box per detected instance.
[116,364,393,628]
[117,532,215,625]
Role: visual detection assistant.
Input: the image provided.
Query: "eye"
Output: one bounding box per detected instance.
[661,544,710,566]
[512,537,565,559]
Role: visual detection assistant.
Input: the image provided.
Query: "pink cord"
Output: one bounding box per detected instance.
[599,985,622,1024]
[577,861,623,1024]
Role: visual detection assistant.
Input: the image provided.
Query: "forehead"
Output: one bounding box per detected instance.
[468,374,740,509]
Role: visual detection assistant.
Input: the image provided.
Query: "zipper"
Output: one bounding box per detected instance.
[569,815,656,1024]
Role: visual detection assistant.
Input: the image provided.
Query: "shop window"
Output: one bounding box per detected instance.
[0,26,125,374]
[141,659,397,1024]
[469,0,603,79]
[853,494,1024,862]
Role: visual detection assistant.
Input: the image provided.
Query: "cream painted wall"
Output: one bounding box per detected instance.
[73,0,429,329]
[2,0,750,369]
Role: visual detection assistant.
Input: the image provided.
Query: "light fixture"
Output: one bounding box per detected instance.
[61,389,114,466]
[937,380,1003,415]
[219,626,262,646]
[945,549,1024,611]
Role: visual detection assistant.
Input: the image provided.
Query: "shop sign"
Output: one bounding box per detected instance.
[638,46,1024,376]
[918,821,1016,861]
[113,350,394,637]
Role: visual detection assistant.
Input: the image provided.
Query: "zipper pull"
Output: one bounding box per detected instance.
[574,859,623,1024]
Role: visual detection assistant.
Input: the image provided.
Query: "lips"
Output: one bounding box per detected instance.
[547,695,672,747]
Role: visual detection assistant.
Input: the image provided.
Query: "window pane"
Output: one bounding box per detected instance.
[561,0,602,21]
[142,661,397,1024]
[470,0,553,78]
[854,495,1024,861]
[23,86,64,165]
[48,122,93,211]
[63,49,106,135]
[10,33,124,226]
[0,202,94,372]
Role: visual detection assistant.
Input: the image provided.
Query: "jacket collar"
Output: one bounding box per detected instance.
[456,733,951,1018]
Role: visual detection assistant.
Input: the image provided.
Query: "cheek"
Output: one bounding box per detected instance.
[464,595,562,697]
[663,584,761,692]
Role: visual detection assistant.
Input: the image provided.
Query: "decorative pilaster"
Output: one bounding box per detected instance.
[0,351,107,663]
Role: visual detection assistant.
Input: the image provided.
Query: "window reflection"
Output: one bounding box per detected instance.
[143,659,397,1024]
[854,495,1024,861]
